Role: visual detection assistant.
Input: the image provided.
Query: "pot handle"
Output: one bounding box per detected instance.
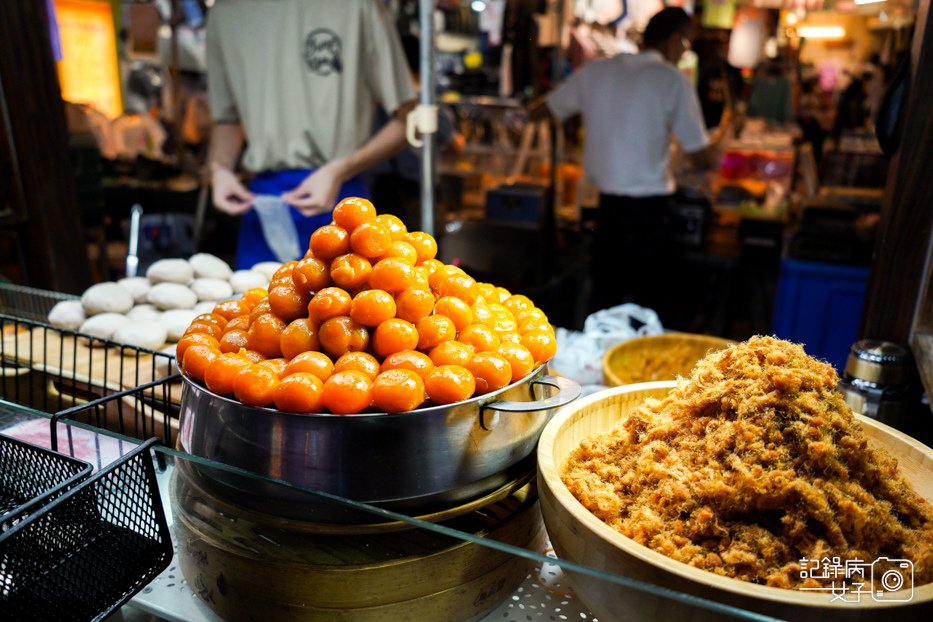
[480,374,581,419]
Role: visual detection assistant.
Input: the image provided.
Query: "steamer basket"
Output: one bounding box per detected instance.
[179,365,580,522]
[602,333,732,386]
[537,381,933,622]
[172,459,547,622]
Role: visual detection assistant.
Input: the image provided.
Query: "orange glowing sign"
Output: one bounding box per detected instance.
[53,0,122,119]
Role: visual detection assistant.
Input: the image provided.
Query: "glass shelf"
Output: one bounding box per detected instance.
[0,387,780,622]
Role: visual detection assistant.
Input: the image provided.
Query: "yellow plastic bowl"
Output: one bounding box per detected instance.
[602,333,732,387]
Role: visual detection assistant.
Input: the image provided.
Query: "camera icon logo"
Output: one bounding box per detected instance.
[870,558,914,602]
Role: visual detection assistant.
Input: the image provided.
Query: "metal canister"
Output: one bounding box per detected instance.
[839,339,912,430]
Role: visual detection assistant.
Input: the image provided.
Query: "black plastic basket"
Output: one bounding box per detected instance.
[0,437,172,621]
[0,433,93,532]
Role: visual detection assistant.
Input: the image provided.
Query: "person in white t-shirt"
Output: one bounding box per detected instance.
[543,7,730,314]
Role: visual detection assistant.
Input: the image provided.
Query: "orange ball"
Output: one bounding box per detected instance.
[428,340,475,367]
[435,272,478,306]
[233,364,280,408]
[242,287,269,308]
[434,296,473,331]
[349,222,392,259]
[466,351,512,394]
[330,253,373,291]
[176,332,220,365]
[204,352,252,395]
[394,287,435,324]
[425,364,475,405]
[280,318,320,360]
[257,357,289,378]
[369,257,416,293]
[318,315,370,358]
[212,298,251,321]
[333,197,377,232]
[350,289,397,327]
[372,318,419,359]
[182,343,219,381]
[274,372,325,413]
[372,369,425,413]
[321,370,373,414]
[375,213,408,241]
[307,287,352,323]
[496,342,536,382]
[521,330,557,363]
[309,224,351,259]
[415,315,456,350]
[406,231,438,263]
[383,240,418,265]
[457,324,500,353]
[334,351,381,381]
[268,281,311,323]
[219,329,249,354]
[292,256,331,294]
[285,350,334,382]
[380,349,435,381]
[247,313,286,359]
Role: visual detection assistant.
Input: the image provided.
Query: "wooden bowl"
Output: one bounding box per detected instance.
[537,381,933,622]
[602,333,732,387]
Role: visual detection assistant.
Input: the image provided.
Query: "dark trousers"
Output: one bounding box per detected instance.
[588,193,675,315]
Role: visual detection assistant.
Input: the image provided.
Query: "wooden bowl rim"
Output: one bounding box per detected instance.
[601,333,734,387]
[538,381,933,609]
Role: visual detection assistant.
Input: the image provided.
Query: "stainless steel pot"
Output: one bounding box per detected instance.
[178,365,580,522]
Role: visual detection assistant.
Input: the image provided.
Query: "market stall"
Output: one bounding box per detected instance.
[2,1,933,621]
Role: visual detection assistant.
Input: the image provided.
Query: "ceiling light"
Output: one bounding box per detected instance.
[471,0,486,12]
[854,0,886,4]
[797,26,846,39]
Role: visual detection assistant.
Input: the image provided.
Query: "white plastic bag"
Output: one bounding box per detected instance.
[252,194,302,263]
[551,303,664,386]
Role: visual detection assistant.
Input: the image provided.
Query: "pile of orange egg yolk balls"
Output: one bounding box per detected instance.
[178,197,557,414]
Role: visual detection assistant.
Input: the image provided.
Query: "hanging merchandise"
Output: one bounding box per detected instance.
[573,0,627,25]
[727,6,767,69]
[701,0,736,30]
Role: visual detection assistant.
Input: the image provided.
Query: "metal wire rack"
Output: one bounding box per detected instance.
[0,282,78,323]
[0,301,179,449]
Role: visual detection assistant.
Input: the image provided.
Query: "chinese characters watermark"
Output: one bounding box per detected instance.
[798,557,914,603]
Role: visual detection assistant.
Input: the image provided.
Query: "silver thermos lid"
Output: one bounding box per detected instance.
[843,339,910,387]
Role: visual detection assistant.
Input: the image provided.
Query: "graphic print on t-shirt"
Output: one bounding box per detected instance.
[304,28,342,75]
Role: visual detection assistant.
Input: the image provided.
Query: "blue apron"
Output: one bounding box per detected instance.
[237,169,370,270]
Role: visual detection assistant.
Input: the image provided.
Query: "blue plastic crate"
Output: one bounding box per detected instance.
[771,258,870,373]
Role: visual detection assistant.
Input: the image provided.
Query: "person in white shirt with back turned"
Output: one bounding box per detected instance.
[543,7,730,315]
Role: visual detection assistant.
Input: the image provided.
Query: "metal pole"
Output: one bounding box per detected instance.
[419,0,436,237]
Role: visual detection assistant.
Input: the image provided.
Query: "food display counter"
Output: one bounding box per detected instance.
[0,293,794,622]
[2,233,930,622]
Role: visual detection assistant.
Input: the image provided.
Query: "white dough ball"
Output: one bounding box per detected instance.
[147,283,198,310]
[47,300,86,331]
[146,258,194,285]
[79,313,131,341]
[189,253,233,280]
[81,282,134,316]
[229,270,268,294]
[127,304,162,322]
[190,278,233,302]
[251,261,282,281]
[117,277,151,304]
[193,301,217,315]
[113,323,168,351]
[158,309,199,342]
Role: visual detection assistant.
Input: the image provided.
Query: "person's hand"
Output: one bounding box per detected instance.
[281,160,346,216]
[211,164,254,215]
